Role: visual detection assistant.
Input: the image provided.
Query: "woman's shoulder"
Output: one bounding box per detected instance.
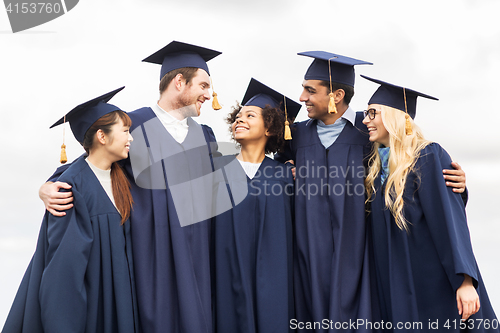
[416,142,453,170]
[57,156,90,184]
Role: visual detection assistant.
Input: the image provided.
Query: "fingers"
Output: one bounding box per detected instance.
[451,161,462,171]
[54,181,72,189]
[457,294,463,317]
[458,297,480,321]
[285,160,295,166]
[47,208,67,217]
[48,193,74,203]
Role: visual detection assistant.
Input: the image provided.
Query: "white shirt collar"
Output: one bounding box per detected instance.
[152,103,189,128]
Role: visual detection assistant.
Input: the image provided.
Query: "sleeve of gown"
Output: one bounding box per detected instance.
[46,154,87,182]
[416,143,478,291]
[39,187,93,333]
[46,163,71,182]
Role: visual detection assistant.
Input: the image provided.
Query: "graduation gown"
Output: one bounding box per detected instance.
[213,156,294,333]
[276,112,374,332]
[368,143,499,332]
[124,107,217,333]
[3,155,138,333]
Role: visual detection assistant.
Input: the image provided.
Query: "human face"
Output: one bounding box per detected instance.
[362,104,390,147]
[178,68,211,117]
[231,105,269,144]
[299,80,330,120]
[104,118,133,162]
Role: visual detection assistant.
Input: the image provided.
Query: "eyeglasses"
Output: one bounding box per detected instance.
[363,108,380,120]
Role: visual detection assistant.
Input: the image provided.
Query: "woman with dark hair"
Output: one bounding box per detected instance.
[213,78,300,333]
[362,76,499,332]
[3,87,139,333]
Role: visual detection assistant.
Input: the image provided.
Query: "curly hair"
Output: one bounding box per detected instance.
[226,103,286,155]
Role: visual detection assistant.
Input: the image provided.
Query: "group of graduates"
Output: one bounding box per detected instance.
[3,40,499,333]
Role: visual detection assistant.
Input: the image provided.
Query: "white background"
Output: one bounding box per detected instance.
[1,0,499,326]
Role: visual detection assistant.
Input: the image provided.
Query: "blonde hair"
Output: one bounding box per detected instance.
[365,105,432,231]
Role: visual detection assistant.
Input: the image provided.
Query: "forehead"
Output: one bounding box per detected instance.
[239,105,263,114]
[302,79,325,90]
[194,68,210,82]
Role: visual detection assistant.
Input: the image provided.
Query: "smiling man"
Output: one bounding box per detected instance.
[275,51,466,332]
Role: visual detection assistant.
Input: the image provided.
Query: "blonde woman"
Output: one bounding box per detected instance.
[362,76,498,332]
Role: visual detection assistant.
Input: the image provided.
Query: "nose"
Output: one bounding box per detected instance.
[128,133,134,142]
[204,89,211,101]
[299,90,308,102]
[362,113,370,125]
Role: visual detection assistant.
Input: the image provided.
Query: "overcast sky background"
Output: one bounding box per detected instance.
[1,0,499,326]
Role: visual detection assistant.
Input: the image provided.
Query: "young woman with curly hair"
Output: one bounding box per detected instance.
[213,78,300,333]
[362,76,498,332]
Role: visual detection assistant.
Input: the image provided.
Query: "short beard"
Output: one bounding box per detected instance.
[173,87,198,118]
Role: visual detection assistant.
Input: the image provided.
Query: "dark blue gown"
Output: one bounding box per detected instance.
[276,112,374,332]
[2,155,139,333]
[125,107,217,333]
[213,156,294,333]
[368,143,499,332]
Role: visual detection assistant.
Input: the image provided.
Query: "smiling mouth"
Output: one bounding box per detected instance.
[235,125,249,132]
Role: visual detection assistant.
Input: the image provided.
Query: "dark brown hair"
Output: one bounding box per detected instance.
[83,110,133,224]
[159,67,199,94]
[319,80,355,105]
[226,103,285,155]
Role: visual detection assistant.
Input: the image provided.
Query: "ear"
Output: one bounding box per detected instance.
[265,129,271,137]
[333,89,345,104]
[174,73,185,91]
[96,129,106,145]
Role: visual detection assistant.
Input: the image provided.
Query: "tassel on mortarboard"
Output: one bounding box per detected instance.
[211,77,222,110]
[403,88,413,135]
[328,57,337,114]
[283,96,292,140]
[60,115,68,164]
[328,92,337,114]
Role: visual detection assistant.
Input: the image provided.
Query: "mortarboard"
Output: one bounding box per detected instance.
[361,75,438,119]
[142,41,223,110]
[142,41,221,81]
[298,51,372,87]
[361,75,438,135]
[241,78,302,140]
[298,51,372,114]
[50,87,125,162]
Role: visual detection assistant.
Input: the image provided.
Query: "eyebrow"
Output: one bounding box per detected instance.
[302,83,316,91]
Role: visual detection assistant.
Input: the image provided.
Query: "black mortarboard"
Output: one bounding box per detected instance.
[50,87,125,144]
[142,41,221,80]
[242,78,301,121]
[361,75,438,119]
[298,51,372,87]
[241,78,301,140]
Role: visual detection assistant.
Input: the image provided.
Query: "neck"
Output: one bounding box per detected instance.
[87,150,113,171]
[157,96,188,121]
[318,103,349,125]
[237,142,266,164]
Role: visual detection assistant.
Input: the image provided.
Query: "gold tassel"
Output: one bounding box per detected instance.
[212,92,222,110]
[210,77,222,110]
[60,144,67,164]
[405,113,413,135]
[328,92,337,114]
[284,120,292,140]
